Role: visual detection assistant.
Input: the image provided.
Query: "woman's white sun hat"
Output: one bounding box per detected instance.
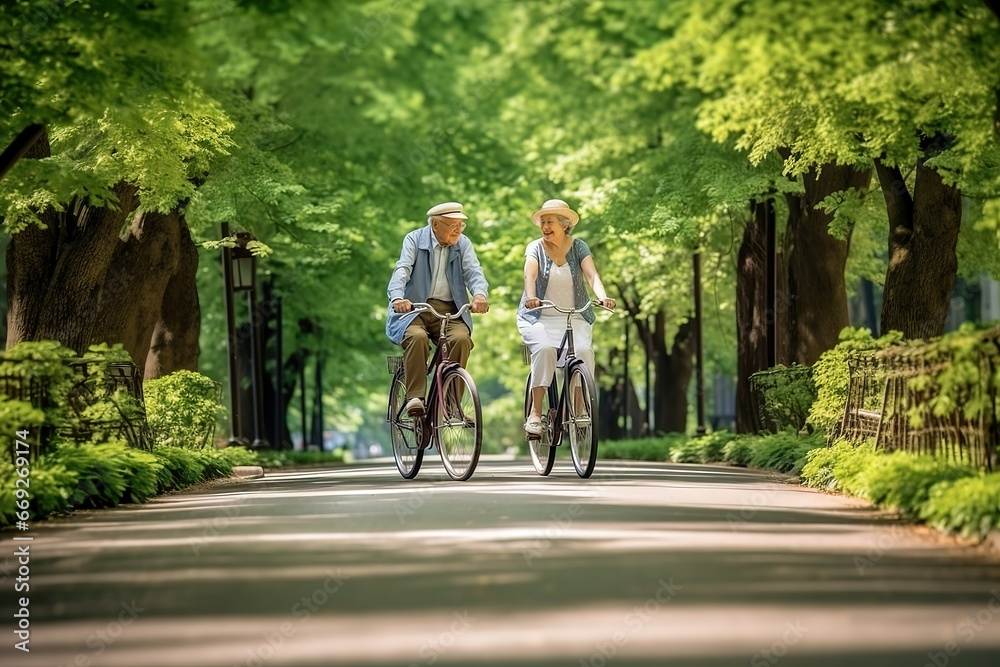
[531,199,580,227]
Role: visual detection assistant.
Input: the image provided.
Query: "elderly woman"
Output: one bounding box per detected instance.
[517,199,615,436]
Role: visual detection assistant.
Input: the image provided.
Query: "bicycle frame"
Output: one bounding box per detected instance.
[397,302,472,442]
[526,299,610,438]
[388,301,482,481]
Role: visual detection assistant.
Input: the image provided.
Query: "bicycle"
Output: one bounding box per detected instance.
[522,299,611,478]
[386,302,483,481]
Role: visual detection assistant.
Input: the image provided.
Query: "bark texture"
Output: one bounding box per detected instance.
[875,136,962,339]
[6,130,200,375]
[736,199,773,434]
[782,162,872,365]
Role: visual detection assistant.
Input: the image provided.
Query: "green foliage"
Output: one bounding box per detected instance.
[898,323,1000,428]
[145,370,223,449]
[801,438,996,541]
[921,474,1000,540]
[806,327,902,434]
[721,436,756,467]
[0,438,263,526]
[601,435,685,462]
[751,364,817,432]
[154,446,208,489]
[801,440,857,490]
[691,430,737,463]
[0,341,146,448]
[253,448,351,467]
[670,438,705,464]
[749,430,824,475]
[859,451,976,515]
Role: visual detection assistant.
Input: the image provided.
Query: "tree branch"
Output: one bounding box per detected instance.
[873,156,914,240]
[0,124,45,181]
[266,131,306,152]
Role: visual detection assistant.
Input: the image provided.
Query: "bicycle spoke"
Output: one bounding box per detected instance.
[567,365,598,478]
[525,375,556,476]
[389,370,423,479]
[436,368,482,481]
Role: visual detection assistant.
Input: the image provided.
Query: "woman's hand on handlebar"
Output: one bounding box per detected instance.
[525,297,542,310]
[596,297,616,311]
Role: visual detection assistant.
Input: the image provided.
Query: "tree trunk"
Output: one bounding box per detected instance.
[736,200,772,433]
[144,220,201,378]
[653,315,694,434]
[783,162,872,365]
[6,130,198,375]
[875,136,962,339]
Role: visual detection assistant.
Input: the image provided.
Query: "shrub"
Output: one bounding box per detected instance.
[829,441,879,497]
[692,430,736,463]
[749,430,824,474]
[859,452,976,515]
[601,434,685,461]
[750,365,816,432]
[145,370,223,448]
[801,440,856,490]
[722,436,755,467]
[254,448,351,467]
[670,438,703,464]
[807,328,901,434]
[920,474,1000,539]
[154,445,208,489]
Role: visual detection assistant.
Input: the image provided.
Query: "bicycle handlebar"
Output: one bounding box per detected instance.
[526,299,614,315]
[409,302,474,320]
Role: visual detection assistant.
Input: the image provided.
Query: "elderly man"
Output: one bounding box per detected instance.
[386,201,489,416]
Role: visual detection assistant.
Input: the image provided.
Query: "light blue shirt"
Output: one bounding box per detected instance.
[386,224,489,345]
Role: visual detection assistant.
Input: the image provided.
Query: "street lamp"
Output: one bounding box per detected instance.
[221,224,268,449]
[230,243,256,292]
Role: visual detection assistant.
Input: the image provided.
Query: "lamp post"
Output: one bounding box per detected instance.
[693,248,706,437]
[221,224,267,448]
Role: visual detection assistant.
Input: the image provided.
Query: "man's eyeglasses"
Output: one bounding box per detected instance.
[436,218,466,232]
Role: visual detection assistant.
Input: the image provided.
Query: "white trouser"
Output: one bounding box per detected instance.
[518,314,594,388]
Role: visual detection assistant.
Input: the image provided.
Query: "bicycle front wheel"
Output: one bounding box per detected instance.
[389,368,424,479]
[566,362,599,478]
[524,375,556,476]
[436,366,482,481]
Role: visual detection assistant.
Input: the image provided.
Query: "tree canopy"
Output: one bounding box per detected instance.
[3,0,999,439]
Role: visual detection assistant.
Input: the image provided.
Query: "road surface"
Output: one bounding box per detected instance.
[6,456,1000,666]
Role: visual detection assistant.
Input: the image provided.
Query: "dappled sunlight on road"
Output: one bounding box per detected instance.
[18,460,1000,667]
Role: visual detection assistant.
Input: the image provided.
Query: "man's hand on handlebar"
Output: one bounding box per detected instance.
[392,299,413,313]
[471,294,489,314]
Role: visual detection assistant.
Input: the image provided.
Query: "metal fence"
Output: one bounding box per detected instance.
[832,331,999,470]
[0,356,151,457]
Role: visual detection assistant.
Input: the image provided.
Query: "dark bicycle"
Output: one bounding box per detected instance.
[386,302,483,481]
[523,299,611,478]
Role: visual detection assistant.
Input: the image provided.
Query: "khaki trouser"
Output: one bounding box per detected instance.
[401,298,474,401]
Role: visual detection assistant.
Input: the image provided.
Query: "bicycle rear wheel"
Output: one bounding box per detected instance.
[524,375,556,476]
[389,368,424,479]
[436,366,482,481]
[566,362,599,478]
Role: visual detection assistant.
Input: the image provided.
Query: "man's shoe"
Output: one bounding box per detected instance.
[404,397,424,416]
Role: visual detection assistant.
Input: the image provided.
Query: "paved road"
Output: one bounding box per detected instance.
[6,456,1000,667]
